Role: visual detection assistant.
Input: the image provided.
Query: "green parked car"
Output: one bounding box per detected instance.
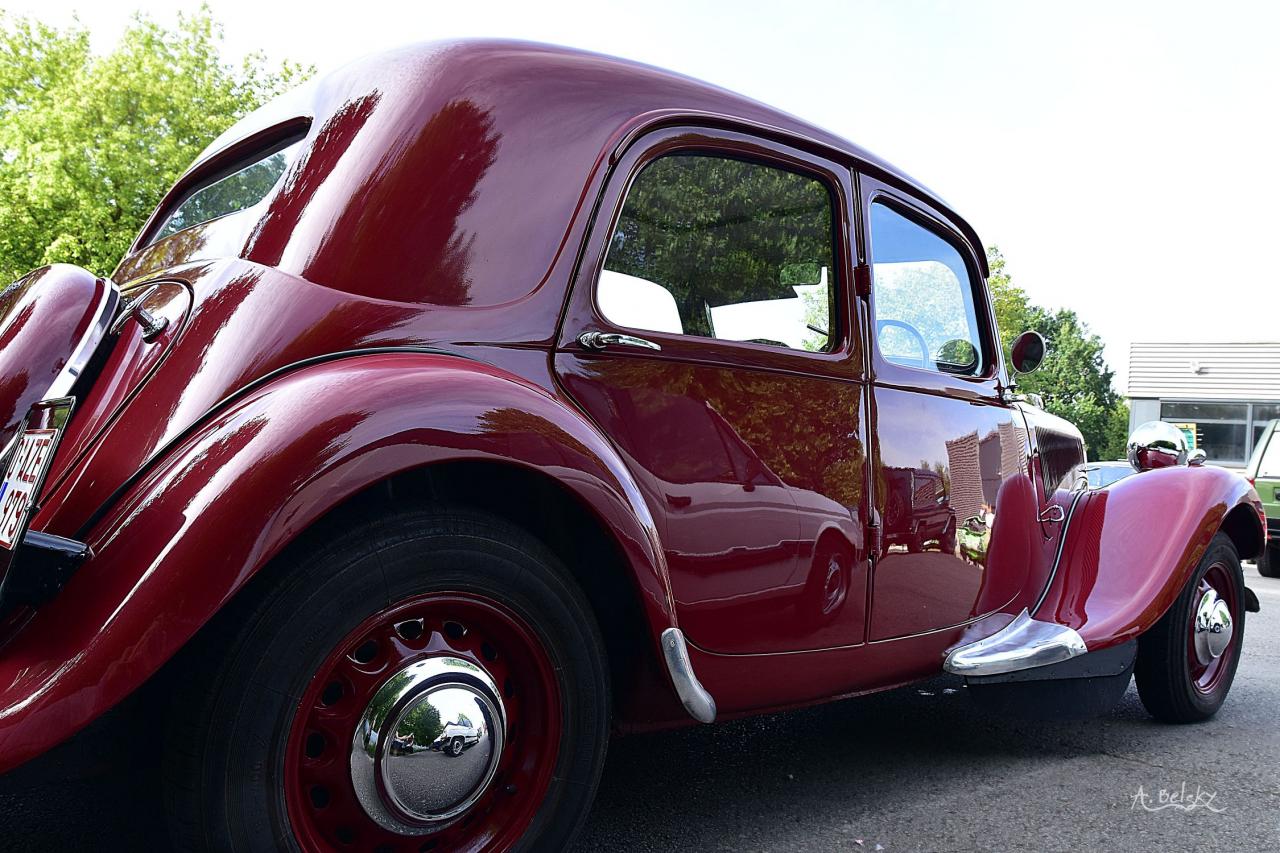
[1246,418,1280,577]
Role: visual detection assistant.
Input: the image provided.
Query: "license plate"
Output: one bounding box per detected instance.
[0,398,73,568]
[0,427,59,550]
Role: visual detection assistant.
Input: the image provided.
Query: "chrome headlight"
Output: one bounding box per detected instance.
[1126,421,1188,472]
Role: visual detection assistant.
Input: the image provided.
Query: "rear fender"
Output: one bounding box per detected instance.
[0,352,673,772]
[1035,464,1264,650]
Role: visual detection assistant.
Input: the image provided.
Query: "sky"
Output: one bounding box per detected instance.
[5,0,1278,390]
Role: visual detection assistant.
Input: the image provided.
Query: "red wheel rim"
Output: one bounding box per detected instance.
[1186,562,1237,695]
[284,593,562,852]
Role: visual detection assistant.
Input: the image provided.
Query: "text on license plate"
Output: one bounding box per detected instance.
[0,429,58,550]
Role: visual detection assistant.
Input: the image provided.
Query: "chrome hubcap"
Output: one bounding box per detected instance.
[350,656,506,834]
[1193,587,1233,665]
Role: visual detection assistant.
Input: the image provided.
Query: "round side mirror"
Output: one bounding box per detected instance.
[1009,330,1046,374]
[1127,421,1188,471]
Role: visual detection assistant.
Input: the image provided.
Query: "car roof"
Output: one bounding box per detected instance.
[136,40,988,306]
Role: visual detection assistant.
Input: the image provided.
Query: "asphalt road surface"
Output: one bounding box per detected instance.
[2,565,1277,852]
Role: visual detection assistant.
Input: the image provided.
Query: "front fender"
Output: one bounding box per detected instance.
[0,352,673,772]
[1035,465,1264,650]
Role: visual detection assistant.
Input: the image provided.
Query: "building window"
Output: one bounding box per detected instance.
[1159,402,1247,421]
[1253,404,1280,449]
[1160,400,1279,466]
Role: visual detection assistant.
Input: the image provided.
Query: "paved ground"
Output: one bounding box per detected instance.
[2,566,1278,852]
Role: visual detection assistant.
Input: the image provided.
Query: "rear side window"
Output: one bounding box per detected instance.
[599,153,838,353]
[149,138,304,244]
[869,203,986,376]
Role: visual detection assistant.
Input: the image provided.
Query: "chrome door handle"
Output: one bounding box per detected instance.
[1038,505,1066,523]
[577,331,661,352]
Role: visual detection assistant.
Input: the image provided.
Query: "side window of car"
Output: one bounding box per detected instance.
[148,137,305,245]
[869,202,986,376]
[599,153,838,353]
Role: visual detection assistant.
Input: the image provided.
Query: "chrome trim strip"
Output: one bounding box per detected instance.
[943,609,1087,677]
[46,278,121,400]
[660,627,716,724]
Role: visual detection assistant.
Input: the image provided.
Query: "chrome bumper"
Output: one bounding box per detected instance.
[660,628,716,723]
[943,609,1087,677]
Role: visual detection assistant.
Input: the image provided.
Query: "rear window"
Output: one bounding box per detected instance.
[148,137,304,244]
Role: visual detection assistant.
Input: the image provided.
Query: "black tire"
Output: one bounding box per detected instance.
[447,737,465,757]
[163,504,611,852]
[1258,542,1280,578]
[1135,532,1245,723]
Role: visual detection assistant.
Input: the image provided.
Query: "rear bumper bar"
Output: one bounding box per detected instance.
[943,609,1087,677]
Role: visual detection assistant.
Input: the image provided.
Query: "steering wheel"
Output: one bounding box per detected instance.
[875,319,930,368]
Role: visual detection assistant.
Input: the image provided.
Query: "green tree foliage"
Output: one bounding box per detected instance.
[0,7,308,283]
[397,698,445,746]
[987,248,1130,460]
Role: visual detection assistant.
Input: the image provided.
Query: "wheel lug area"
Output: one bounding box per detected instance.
[287,593,558,850]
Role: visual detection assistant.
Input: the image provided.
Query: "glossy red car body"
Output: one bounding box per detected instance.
[0,40,1266,784]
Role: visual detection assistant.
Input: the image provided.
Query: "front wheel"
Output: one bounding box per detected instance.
[1135,532,1245,723]
[164,505,611,852]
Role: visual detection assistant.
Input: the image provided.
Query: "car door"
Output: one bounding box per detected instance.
[860,179,1043,641]
[556,126,870,654]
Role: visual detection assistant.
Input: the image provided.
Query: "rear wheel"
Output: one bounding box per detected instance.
[164,505,610,852]
[1135,532,1244,723]
[1258,542,1280,578]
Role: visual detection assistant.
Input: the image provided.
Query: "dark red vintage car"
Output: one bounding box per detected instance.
[0,40,1266,851]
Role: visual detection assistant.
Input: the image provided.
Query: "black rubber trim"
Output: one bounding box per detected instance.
[3,531,94,612]
[1244,586,1261,613]
[72,346,466,541]
[966,639,1137,685]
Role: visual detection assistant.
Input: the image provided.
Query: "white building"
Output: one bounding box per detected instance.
[1128,342,1280,468]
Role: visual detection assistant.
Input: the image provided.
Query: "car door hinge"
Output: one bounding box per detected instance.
[854,264,873,298]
